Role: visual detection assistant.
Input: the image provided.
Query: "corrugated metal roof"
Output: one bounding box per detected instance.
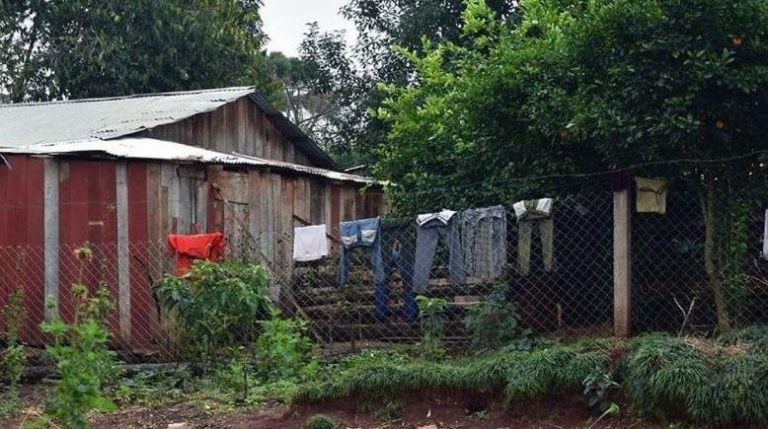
[0,138,377,185]
[0,86,339,170]
[0,87,255,146]
[248,93,337,170]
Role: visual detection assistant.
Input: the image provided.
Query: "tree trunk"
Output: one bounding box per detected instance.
[701,175,732,333]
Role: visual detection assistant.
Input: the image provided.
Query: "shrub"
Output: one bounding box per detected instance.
[305,414,337,429]
[40,245,120,429]
[415,295,448,358]
[465,283,533,351]
[1,288,26,391]
[255,311,317,382]
[153,260,272,359]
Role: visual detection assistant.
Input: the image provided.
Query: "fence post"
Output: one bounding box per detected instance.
[613,175,632,337]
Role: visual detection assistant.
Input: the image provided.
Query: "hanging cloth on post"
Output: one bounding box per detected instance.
[513,198,554,276]
[412,209,466,293]
[461,205,507,279]
[337,217,389,320]
[167,232,226,276]
[293,224,329,262]
[635,177,668,214]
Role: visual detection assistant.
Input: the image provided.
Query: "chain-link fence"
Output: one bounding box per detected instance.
[631,178,768,335]
[0,241,172,361]
[4,179,768,361]
[289,191,615,354]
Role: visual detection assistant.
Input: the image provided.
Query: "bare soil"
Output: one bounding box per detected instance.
[1,386,662,429]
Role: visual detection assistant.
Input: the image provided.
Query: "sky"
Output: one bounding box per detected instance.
[261,0,357,58]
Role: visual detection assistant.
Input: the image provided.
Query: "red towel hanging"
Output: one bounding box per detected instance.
[167,232,226,276]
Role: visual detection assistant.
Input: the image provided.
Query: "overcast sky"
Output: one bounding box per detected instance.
[261,0,356,57]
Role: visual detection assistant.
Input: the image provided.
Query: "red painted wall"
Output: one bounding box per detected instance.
[0,155,45,343]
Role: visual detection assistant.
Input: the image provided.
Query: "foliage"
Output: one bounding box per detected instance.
[1,0,280,103]
[153,260,272,360]
[1,288,26,392]
[274,0,517,167]
[376,400,404,422]
[294,338,618,404]
[415,295,448,358]
[294,332,768,426]
[582,373,619,414]
[465,283,533,351]
[305,414,337,429]
[40,245,120,429]
[625,334,768,426]
[3,287,25,345]
[374,0,768,329]
[254,311,318,382]
[0,344,24,391]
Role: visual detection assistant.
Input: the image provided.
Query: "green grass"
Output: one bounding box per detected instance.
[294,332,768,427]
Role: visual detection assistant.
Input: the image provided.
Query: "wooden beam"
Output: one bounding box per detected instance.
[613,187,632,337]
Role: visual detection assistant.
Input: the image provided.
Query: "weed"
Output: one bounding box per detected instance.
[255,311,317,382]
[416,295,448,358]
[583,373,619,413]
[376,400,404,421]
[305,413,337,429]
[465,283,533,351]
[1,287,26,404]
[39,245,120,429]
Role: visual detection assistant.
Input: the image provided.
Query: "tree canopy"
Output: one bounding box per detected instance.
[374,0,768,210]
[0,0,280,103]
[374,0,768,331]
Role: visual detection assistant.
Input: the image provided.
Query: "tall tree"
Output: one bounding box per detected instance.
[375,0,768,331]
[0,0,280,102]
[288,0,518,167]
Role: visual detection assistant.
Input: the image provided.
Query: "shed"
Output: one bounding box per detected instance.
[0,87,384,352]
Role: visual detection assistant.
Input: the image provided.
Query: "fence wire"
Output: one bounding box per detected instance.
[3,182,768,361]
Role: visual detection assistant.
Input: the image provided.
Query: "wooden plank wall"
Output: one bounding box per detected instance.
[140,97,313,166]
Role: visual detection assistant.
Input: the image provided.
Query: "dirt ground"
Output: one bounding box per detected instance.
[1,386,662,429]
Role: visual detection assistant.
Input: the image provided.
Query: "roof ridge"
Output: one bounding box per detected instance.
[0,86,255,109]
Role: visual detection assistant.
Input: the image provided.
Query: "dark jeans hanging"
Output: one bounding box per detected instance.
[382,218,418,323]
[338,217,388,320]
[412,217,466,293]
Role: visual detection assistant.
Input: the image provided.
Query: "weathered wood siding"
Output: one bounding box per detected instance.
[140,97,313,166]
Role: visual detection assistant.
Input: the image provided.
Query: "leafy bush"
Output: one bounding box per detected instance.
[305,414,337,429]
[40,245,120,429]
[1,288,26,392]
[153,260,272,359]
[255,312,317,382]
[465,284,533,351]
[415,295,448,358]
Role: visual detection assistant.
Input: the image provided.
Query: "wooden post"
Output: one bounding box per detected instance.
[613,186,632,337]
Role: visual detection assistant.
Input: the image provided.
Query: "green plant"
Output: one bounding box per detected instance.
[255,311,317,382]
[376,400,404,422]
[465,283,533,351]
[3,287,25,346]
[1,287,26,394]
[415,295,448,358]
[153,260,272,360]
[305,414,337,429]
[583,372,619,414]
[0,344,25,391]
[40,245,120,429]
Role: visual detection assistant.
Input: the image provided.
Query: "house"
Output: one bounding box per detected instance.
[0,87,384,352]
